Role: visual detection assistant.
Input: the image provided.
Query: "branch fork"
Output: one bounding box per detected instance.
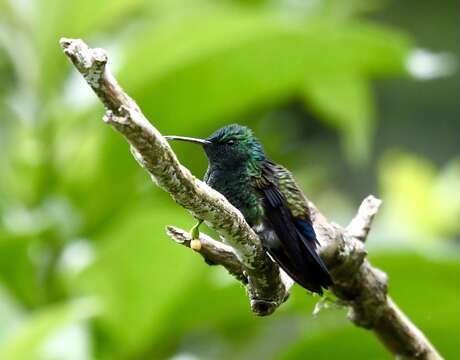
[60,38,443,360]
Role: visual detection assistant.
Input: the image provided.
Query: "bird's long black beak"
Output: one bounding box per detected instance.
[164,135,211,145]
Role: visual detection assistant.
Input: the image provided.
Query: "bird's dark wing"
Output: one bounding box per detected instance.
[255,161,332,294]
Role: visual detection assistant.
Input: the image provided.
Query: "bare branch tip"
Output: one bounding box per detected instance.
[346,195,383,243]
[165,225,187,243]
[59,37,86,56]
[59,37,74,50]
[360,195,382,213]
[165,225,176,233]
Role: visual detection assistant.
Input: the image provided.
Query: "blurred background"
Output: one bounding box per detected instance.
[0,0,459,359]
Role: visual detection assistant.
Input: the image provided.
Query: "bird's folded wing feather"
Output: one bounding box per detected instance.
[254,161,332,293]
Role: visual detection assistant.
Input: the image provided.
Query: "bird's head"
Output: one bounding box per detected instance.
[165,124,265,170]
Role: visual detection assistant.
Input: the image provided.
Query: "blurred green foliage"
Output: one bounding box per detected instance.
[379,153,460,242]
[0,0,459,359]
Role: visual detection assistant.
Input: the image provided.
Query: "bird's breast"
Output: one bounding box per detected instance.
[205,167,263,225]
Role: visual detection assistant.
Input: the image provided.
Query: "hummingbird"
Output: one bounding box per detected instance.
[165,124,332,294]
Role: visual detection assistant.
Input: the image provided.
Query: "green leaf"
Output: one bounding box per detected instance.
[379,153,460,241]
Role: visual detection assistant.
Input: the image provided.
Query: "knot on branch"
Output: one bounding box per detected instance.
[250,299,278,316]
[320,225,367,283]
[103,108,131,126]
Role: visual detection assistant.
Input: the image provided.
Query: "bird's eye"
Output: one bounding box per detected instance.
[227,139,235,145]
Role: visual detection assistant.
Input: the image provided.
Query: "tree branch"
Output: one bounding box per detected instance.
[60,38,443,359]
[347,195,382,242]
[165,225,246,283]
[165,225,295,294]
